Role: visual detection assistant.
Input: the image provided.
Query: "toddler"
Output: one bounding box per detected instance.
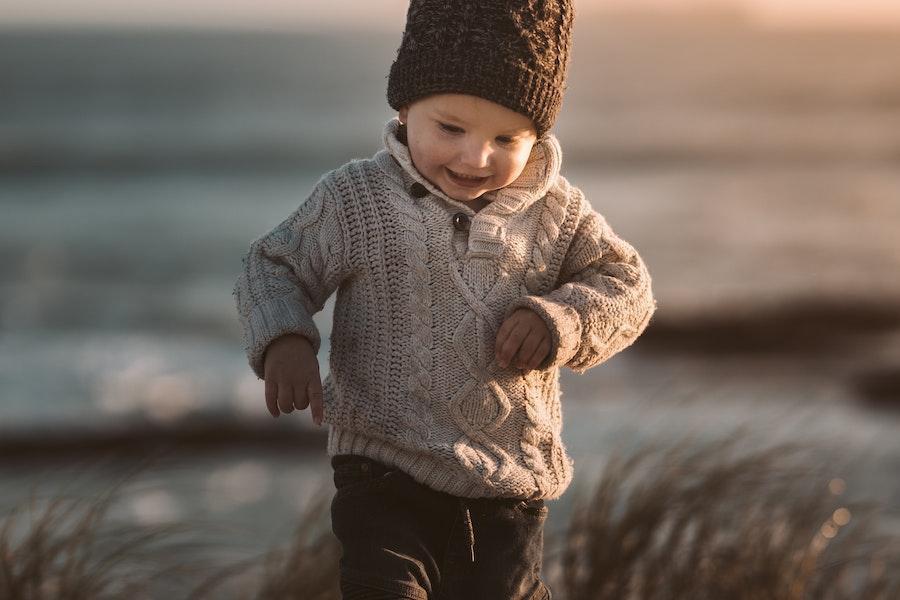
[233,1,657,598]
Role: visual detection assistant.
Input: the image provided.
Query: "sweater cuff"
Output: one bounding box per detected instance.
[505,295,582,370]
[243,295,320,379]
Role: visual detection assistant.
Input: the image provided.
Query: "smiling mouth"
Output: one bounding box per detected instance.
[446,168,488,187]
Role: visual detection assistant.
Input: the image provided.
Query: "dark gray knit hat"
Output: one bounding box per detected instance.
[387,0,575,139]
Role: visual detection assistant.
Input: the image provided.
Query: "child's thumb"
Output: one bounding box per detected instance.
[307,378,324,426]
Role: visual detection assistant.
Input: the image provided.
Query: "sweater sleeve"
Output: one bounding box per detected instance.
[504,204,657,374]
[232,177,350,380]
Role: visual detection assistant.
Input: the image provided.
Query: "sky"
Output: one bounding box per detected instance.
[2,0,900,31]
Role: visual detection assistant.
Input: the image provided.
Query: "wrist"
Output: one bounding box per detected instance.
[266,333,314,361]
[274,332,311,346]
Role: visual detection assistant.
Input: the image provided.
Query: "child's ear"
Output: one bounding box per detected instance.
[398,106,409,124]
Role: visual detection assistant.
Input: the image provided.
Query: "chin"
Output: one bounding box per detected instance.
[448,188,487,202]
[443,178,495,202]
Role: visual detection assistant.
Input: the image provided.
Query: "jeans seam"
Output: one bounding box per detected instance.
[434,502,465,598]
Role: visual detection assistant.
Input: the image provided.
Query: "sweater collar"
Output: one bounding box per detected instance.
[376,117,562,216]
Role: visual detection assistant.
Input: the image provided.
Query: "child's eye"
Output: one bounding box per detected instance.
[496,136,515,145]
[439,123,463,134]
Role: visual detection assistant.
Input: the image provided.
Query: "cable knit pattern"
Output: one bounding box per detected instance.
[447,260,514,487]
[233,179,347,379]
[504,196,657,374]
[383,177,435,445]
[233,118,657,500]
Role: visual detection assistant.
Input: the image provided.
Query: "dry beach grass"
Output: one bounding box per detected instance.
[0,459,213,599]
[2,436,898,600]
[554,437,899,600]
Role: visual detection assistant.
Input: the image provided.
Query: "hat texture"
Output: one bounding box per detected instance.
[387,0,574,139]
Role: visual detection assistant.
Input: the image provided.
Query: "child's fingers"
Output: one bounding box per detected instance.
[523,338,551,370]
[494,318,514,363]
[495,312,530,367]
[265,378,280,417]
[276,384,295,414]
[293,385,309,411]
[307,378,324,427]
[496,323,527,368]
[514,328,544,369]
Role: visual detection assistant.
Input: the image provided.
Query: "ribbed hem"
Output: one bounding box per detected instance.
[328,426,497,499]
[245,294,320,379]
[505,295,582,371]
[327,426,575,501]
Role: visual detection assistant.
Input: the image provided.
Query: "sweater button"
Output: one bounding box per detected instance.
[410,182,428,198]
[453,212,470,231]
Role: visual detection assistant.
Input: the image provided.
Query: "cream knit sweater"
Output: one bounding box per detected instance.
[233,118,657,500]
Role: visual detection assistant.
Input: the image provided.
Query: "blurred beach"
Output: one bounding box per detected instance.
[1,11,899,561]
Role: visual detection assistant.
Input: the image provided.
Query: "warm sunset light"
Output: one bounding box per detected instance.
[3,0,899,594]
[749,0,900,29]
[2,0,900,30]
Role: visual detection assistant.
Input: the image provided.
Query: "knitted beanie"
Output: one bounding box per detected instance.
[387,0,575,139]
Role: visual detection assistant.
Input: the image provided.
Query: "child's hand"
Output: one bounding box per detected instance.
[494,308,551,372]
[262,333,323,425]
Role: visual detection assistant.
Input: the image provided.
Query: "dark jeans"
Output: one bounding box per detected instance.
[330,454,552,600]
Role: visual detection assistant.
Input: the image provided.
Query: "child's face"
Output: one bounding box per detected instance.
[398,93,538,203]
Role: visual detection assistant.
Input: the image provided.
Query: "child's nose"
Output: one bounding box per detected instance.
[460,139,492,170]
